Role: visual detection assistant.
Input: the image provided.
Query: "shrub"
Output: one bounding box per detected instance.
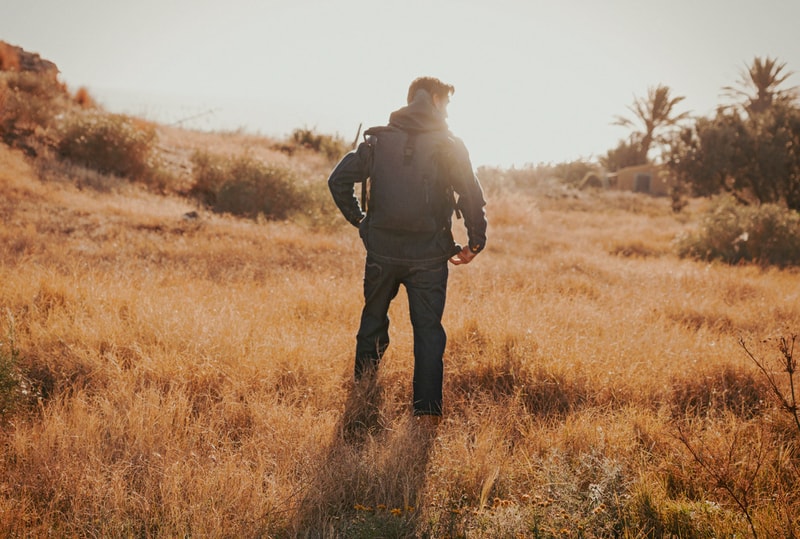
[676,195,800,266]
[190,151,304,220]
[278,127,350,162]
[73,86,96,109]
[0,71,67,151]
[56,112,159,181]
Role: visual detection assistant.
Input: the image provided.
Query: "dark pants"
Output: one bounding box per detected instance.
[355,254,448,416]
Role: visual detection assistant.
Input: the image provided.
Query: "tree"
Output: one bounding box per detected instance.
[613,84,691,163]
[601,135,647,172]
[666,102,800,211]
[723,56,799,117]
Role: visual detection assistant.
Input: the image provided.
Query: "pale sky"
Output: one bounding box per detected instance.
[4,0,800,167]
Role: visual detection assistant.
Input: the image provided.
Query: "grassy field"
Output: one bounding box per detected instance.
[1,131,799,538]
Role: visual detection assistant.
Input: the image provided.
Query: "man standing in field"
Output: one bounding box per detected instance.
[328,76,487,426]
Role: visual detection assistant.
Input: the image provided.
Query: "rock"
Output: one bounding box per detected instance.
[0,41,59,77]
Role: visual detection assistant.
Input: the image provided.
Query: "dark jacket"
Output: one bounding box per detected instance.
[328,90,487,264]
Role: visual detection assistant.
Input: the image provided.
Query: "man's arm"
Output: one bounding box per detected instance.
[328,142,371,227]
[448,138,487,260]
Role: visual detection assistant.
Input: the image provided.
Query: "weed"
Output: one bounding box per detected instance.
[675,417,766,538]
[0,309,20,423]
[739,335,800,436]
[672,334,800,539]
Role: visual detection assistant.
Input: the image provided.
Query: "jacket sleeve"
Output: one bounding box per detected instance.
[328,141,371,227]
[448,138,487,254]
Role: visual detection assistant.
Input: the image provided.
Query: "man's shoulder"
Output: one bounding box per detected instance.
[364,125,400,139]
[434,133,470,165]
[445,133,468,152]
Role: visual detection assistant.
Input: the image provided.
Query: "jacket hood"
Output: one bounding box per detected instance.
[388,90,448,132]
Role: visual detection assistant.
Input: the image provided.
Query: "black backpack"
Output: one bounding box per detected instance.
[362,126,458,233]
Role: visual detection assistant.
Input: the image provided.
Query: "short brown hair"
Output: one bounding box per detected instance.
[407,76,455,104]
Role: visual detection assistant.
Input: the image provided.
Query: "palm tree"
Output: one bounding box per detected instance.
[723,56,799,116]
[613,84,690,163]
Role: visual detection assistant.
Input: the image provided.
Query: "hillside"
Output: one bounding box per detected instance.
[2,44,800,537]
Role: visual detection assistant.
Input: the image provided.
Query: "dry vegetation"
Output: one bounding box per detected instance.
[1,99,800,537]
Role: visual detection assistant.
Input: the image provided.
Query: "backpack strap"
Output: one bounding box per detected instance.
[402,132,418,165]
[360,128,380,214]
[361,175,369,215]
[360,126,400,214]
[437,136,462,220]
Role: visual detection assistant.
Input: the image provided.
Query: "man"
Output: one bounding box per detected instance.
[328,76,487,422]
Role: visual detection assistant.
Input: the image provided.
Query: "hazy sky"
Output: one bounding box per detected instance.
[4,0,800,167]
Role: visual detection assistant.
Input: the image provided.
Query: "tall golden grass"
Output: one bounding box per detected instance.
[1,136,799,537]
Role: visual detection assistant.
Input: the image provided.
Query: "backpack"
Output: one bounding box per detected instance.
[362,126,457,233]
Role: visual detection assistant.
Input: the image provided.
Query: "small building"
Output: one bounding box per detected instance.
[607,164,674,196]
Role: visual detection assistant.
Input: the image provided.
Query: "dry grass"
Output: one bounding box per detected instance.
[1,134,799,538]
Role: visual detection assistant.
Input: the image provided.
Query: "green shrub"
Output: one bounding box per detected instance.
[676,195,800,266]
[667,104,800,212]
[190,151,305,220]
[56,112,159,181]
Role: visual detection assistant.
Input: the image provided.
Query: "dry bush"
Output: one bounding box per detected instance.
[56,112,160,181]
[189,150,304,220]
[189,149,335,224]
[0,71,68,151]
[674,414,799,538]
[73,86,96,109]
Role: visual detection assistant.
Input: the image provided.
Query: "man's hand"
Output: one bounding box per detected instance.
[449,245,476,265]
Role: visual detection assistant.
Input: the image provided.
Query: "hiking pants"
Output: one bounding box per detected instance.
[355,254,448,416]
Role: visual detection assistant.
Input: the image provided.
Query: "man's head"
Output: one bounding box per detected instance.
[407,76,455,107]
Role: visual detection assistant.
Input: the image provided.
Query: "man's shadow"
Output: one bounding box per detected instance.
[290,368,437,536]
